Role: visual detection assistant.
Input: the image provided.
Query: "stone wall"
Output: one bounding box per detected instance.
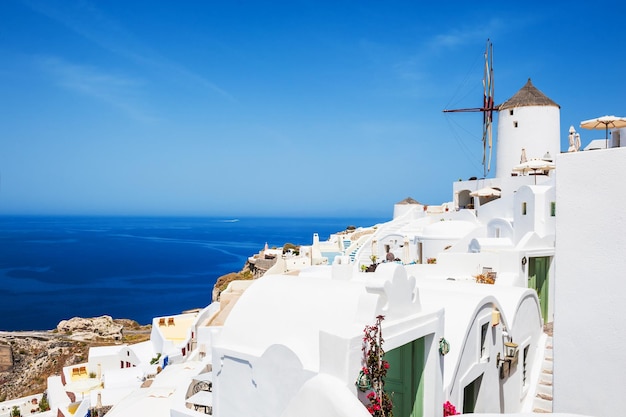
[0,344,13,372]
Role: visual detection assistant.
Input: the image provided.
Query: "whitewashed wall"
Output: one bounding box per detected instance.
[496,105,560,178]
[553,148,626,415]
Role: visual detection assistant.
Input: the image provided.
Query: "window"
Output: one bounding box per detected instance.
[480,322,489,360]
[495,227,500,238]
[514,121,519,128]
[509,109,514,116]
[550,202,556,216]
[523,345,530,387]
[522,202,527,215]
[463,374,483,413]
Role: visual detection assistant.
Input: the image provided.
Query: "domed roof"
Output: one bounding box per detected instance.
[498,78,559,110]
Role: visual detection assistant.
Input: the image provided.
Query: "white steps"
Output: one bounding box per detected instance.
[533,335,553,413]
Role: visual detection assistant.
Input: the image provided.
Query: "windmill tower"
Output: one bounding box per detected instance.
[495,79,560,178]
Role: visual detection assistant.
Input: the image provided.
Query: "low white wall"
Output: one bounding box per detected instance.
[553,148,626,416]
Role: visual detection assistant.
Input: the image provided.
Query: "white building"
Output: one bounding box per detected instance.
[553,147,626,416]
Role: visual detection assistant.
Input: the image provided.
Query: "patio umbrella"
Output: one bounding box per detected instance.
[568,126,581,152]
[64,378,102,399]
[512,159,555,184]
[580,115,626,148]
[520,148,528,163]
[470,187,501,197]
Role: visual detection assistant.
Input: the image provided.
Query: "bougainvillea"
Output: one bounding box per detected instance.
[361,315,393,417]
[443,400,459,416]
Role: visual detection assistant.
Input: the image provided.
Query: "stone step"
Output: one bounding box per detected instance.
[536,383,552,397]
[544,347,553,360]
[539,373,553,385]
[533,397,552,412]
[542,359,553,372]
[536,392,553,401]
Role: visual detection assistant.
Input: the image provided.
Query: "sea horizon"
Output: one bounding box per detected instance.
[0,215,387,331]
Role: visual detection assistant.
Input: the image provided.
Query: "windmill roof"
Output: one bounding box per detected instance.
[396,197,421,205]
[498,78,559,110]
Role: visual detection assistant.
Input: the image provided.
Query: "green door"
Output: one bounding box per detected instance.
[528,257,550,323]
[385,337,425,417]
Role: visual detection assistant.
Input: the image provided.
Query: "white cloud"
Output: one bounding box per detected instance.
[37,56,156,122]
[23,0,236,103]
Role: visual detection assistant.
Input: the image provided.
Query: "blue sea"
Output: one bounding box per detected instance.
[0,216,386,331]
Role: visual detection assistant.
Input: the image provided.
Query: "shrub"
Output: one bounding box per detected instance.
[39,394,50,412]
[282,242,300,255]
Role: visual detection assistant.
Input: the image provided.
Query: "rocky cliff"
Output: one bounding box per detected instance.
[0,316,150,402]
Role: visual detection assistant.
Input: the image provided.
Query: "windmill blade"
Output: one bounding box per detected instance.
[442,39,497,178]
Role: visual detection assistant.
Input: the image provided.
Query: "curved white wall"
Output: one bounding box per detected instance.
[496,106,560,178]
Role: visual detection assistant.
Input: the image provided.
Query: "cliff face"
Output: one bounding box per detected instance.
[0,344,13,373]
[0,331,87,401]
[56,315,124,341]
[0,317,150,402]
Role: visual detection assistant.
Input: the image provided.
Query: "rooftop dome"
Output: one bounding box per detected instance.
[498,78,559,110]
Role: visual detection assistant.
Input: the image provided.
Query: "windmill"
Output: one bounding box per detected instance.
[443,40,496,178]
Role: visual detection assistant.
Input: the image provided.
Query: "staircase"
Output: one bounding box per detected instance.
[354,217,412,266]
[533,335,553,413]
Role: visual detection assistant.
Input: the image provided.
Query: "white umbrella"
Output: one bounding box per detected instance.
[520,148,528,163]
[470,187,502,197]
[580,115,626,148]
[513,159,555,184]
[568,126,582,152]
[64,378,102,397]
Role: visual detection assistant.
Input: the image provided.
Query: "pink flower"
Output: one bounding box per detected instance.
[443,401,459,416]
[382,361,390,369]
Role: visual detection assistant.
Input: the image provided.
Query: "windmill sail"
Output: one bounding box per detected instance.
[444,39,496,177]
[483,41,494,173]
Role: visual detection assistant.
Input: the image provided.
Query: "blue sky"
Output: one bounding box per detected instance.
[1,1,624,217]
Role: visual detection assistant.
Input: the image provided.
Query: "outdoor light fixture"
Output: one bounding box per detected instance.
[504,342,519,360]
[497,341,519,379]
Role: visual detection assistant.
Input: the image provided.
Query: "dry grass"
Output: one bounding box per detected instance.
[474,273,496,284]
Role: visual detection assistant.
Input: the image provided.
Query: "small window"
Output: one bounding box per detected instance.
[523,345,530,387]
[509,109,514,116]
[550,202,556,216]
[480,322,489,359]
[495,227,500,238]
[522,202,527,215]
[514,121,519,128]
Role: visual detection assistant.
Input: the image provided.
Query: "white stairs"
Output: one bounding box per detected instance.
[354,217,411,266]
[533,335,553,413]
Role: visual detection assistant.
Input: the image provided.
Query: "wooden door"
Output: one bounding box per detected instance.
[385,337,425,417]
